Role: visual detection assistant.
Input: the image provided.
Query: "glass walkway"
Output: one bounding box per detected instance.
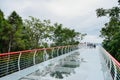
[0,45,119,80]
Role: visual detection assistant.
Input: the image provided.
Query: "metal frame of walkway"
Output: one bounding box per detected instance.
[0,44,120,80]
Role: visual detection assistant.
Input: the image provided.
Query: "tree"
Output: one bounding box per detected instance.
[96,0,120,61]
[0,10,12,53]
[0,10,84,53]
[0,9,5,53]
[53,23,81,46]
[24,16,52,48]
[8,11,25,52]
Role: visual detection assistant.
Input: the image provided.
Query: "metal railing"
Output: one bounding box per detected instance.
[99,46,120,80]
[0,45,78,78]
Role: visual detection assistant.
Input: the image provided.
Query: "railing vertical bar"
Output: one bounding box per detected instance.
[51,48,54,58]
[113,62,117,80]
[6,54,10,75]
[33,50,37,65]
[61,47,63,55]
[110,59,112,72]
[18,52,22,71]
[43,49,46,61]
[65,47,67,53]
[43,48,49,61]
[68,46,69,52]
[57,47,60,57]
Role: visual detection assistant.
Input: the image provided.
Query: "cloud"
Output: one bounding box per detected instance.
[45,0,98,18]
[0,0,118,43]
[81,35,103,43]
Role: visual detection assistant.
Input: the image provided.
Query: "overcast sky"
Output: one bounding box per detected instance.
[0,0,118,43]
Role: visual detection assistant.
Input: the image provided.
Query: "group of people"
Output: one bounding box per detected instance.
[86,42,96,48]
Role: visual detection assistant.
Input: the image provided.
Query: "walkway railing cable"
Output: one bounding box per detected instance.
[100,46,120,80]
[0,45,78,78]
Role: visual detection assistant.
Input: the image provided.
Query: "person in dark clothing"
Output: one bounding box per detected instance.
[93,44,96,48]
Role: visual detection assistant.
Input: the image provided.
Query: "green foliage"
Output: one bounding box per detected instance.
[53,23,81,46]
[0,10,12,52]
[0,9,85,53]
[24,16,53,48]
[7,11,25,52]
[96,0,120,61]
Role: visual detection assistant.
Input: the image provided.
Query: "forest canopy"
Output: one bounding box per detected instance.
[0,10,85,53]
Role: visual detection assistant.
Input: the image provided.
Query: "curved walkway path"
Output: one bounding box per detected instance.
[1,47,112,80]
[65,47,104,80]
[20,47,112,80]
